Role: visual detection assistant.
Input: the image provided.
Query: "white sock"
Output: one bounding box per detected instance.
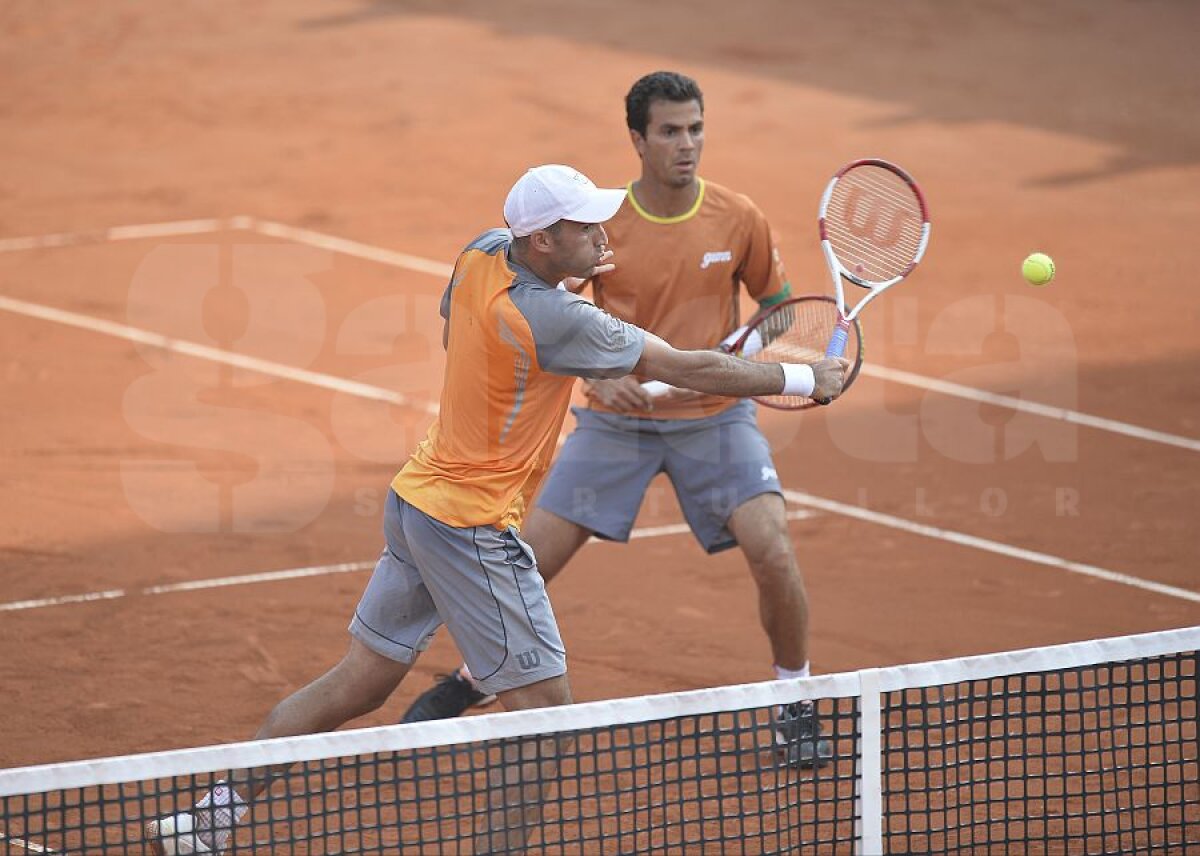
[194,781,248,850]
[774,662,810,681]
[774,663,813,718]
[459,663,475,685]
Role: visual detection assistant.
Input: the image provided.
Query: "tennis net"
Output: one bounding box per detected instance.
[0,626,1195,854]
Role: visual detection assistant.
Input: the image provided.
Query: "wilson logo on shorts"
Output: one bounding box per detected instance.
[516,650,542,671]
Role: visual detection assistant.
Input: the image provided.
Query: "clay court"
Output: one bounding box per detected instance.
[1,0,1198,805]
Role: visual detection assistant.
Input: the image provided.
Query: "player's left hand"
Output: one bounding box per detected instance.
[584,375,654,413]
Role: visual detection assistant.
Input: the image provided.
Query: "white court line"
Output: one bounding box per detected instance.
[619,510,814,542]
[860,364,1200,453]
[0,833,58,853]
[246,218,455,278]
[0,513,816,613]
[0,218,225,253]
[0,561,374,613]
[0,294,439,415]
[782,489,1200,604]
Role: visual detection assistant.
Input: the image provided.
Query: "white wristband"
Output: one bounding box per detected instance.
[780,363,815,397]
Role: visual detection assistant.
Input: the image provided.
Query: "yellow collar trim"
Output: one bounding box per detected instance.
[627,178,706,224]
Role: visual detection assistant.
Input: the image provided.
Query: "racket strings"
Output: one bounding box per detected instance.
[744,300,853,407]
[825,218,922,272]
[826,168,924,281]
[826,206,922,269]
[753,302,796,347]
[826,189,922,262]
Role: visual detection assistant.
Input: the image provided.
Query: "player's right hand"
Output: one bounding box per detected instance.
[811,357,852,405]
[563,248,615,292]
[584,376,654,413]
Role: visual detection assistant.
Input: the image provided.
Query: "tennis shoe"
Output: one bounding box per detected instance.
[400,670,497,723]
[144,812,219,855]
[776,700,833,769]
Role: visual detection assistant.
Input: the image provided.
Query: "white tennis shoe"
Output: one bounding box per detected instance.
[144,812,218,855]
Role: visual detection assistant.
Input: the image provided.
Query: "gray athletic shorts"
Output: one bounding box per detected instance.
[348,491,566,695]
[537,400,783,553]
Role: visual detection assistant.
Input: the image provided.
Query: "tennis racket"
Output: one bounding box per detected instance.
[640,295,864,410]
[820,158,930,358]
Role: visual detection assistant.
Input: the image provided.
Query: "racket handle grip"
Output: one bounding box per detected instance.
[825,321,850,358]
[641,380,674,398]
[718,325,749,352]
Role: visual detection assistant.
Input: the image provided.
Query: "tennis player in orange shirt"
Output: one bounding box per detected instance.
[403,72,835,770]
[145,163,848,854]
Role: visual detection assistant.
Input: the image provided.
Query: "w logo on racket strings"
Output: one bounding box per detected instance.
[516,650,542,670]
[843,186,909,248]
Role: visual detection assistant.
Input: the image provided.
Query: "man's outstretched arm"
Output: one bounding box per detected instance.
[633,333,849,403]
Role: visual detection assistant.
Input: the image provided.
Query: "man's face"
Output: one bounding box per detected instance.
[545,220,609,279]
[632,98,704,188]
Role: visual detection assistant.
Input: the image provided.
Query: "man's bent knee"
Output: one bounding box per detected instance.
[497,673,572,712]
[333,639,413,710]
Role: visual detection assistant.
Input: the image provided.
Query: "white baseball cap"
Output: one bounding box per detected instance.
[503,165,626,238]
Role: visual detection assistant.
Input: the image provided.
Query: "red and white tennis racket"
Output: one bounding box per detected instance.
[820,158,930,357]
[640,295,864,410]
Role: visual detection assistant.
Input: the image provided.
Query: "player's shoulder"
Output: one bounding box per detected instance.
[702,180,766,218]
[509,277,584,308]
[507,280,613,342]
[461,228,512,257]
[453,229,523,309]
[508,274,602,320]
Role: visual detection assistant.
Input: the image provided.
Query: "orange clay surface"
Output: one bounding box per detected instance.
[1,1,1198,767]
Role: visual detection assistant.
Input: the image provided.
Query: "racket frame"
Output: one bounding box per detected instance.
[820,158,930,328]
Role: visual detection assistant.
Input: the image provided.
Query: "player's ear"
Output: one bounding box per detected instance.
[629,128,646,159]
[529,228,556,253]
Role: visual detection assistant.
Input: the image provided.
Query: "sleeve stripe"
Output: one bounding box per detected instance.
[757,282,792,308]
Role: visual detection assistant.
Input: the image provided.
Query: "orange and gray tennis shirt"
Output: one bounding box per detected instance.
[391,229,645,532]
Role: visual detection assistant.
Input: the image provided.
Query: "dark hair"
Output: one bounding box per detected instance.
[625,71,704,135]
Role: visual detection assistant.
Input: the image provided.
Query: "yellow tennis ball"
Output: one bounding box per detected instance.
[1022,252,1055,286]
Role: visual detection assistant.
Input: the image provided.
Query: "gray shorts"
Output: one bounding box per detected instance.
[537,400,783,553]
[349,492,566,695]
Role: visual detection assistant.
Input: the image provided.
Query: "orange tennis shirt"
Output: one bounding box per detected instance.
[391,229,645,531]
[591,178,791,420]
